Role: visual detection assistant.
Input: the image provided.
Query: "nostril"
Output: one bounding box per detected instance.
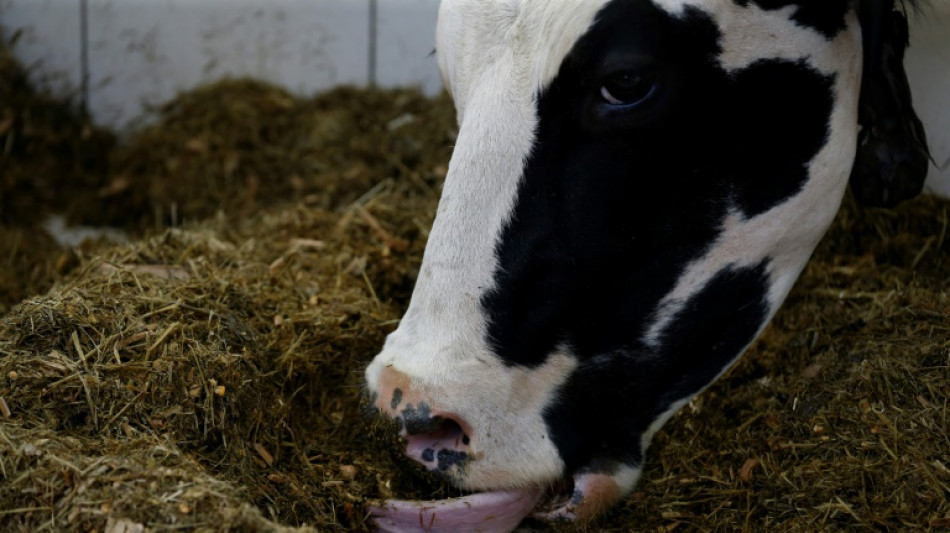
[401,403,440,435]
[407,415,465,443]
[404,413,474,475]
[371,368,475,475]
[431,417,465,444]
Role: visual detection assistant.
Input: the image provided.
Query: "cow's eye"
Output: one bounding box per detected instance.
[600,72,655,106]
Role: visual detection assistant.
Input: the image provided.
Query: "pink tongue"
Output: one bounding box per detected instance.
[369,488,543,533]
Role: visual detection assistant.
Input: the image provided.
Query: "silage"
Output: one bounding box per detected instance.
[0,38,113,312]
[0,194,451,532]
[0,38,114,227]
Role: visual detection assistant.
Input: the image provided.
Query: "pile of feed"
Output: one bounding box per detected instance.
[0,202,445,532]
[0,40,114,311]
[1,40,947,532]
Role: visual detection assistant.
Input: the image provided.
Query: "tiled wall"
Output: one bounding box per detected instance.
[0,0,441,131]
[1,0,948,195]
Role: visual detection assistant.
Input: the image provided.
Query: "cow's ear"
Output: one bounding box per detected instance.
[850,1,931,208]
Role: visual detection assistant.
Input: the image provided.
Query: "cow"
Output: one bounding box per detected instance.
[365,0,930,529]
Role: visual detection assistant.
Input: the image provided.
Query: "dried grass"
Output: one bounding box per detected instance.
[0,190,453,532]
[0,36,114,226]
[0,36,111,311]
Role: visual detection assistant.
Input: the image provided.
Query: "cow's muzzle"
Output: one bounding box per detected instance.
[372,367,475,478]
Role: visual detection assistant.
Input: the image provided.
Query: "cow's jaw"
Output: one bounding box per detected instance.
[365,0,863,524]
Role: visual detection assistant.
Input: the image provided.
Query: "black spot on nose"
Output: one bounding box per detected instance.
[437,449,468,472]
[422,448,435,462]
[462,434,470,446]
[402,403,443,435]
[391,388,403,410]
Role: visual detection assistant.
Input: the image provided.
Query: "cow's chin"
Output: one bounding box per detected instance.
[370,432,635,532]
[368,423,545,532]
[365,360,617,529]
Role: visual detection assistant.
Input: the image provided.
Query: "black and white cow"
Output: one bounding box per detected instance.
[366,0,930,529]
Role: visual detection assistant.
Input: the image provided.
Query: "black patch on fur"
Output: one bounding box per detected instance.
[478,0,834,473]
[728,59,835,214]
[733,0,851,39]
[545,262,772,472]
[482,0,832,368]
[482,3,724,369]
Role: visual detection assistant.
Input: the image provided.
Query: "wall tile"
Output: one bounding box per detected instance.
[86,0,370,130]
[375,0,442,95]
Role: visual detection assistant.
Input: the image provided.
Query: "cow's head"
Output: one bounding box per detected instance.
[366,0,862,520]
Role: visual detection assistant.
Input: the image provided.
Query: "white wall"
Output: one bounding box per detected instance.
[0,0,442,131]
[1,0,947,197]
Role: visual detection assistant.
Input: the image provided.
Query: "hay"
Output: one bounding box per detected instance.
[0,226,76,316]
[0,37,114,226]
[1,37,947,532]
[0,193,452,532]
[0,37,113,312]
[95,81,453,232]
[1,426,311,533]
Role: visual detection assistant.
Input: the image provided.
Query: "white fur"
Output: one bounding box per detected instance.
[611,463,643,495]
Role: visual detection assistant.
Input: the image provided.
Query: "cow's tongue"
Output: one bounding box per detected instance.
[369,488,543,533]
[370,407,543,532]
